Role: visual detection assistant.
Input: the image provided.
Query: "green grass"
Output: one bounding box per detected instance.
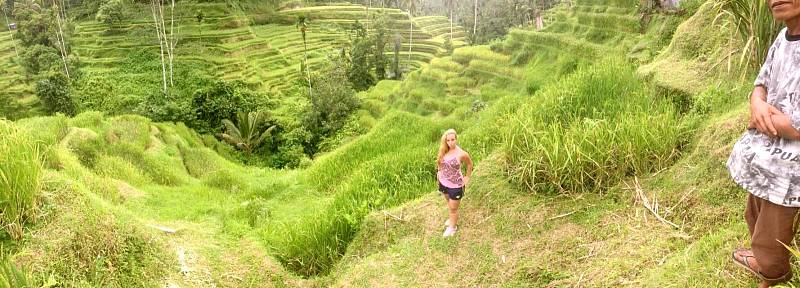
[0,120,43,240]
[715,0,782,72]
[267,112,443,275]
[502,58,690,194]
[6,1,788,286]
[637,1,741,94]
[0,256,30,288]
[16,171,174,287]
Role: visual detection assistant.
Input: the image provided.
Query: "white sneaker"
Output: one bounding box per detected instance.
[443,226,457,237]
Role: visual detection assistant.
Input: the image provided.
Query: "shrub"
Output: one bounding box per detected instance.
[191,80,269,134]
[95,0,125,30]
[316,114,369,153]
[72,73,138,114]
[72,135,104,169]
[241,198,270,228]
[36,71,76,116]
[305,66,361,154]
[181,147,233,178]
[19,45,60,77]
[69,111,108,134]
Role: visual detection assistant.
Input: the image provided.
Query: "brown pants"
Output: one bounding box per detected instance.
[746,194,800,283]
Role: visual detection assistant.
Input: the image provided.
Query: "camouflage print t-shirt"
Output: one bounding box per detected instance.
[728,28,800,207]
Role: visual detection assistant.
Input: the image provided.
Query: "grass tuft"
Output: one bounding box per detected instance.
[502,58,690,194]
[0,121,43,240]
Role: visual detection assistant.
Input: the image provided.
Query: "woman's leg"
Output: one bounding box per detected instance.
[448,198,460,229]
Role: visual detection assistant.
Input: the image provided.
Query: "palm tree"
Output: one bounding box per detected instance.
[296,15,313,98]
[14,0,41,14]
[219,111,275,155]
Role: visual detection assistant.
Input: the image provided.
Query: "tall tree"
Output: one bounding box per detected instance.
[373,14,389,80]
[166,0,176,86]
[149,0,178,93]
[364,0,370,26]
[51,0,69,79]
[296,15,313,99]
[444,0,456,42]
[405,0,416,71]
[304,62,360,155]
[347,21,374,91]
[3,0,14,15]
[14,0,49,47]
[391,32,402,79]
[36,70,74,116]
[150,0,167,94]
[473,0,478,41]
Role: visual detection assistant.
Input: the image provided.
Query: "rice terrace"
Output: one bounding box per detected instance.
[2,0,800,286]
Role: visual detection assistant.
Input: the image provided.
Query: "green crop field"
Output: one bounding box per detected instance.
[0,1,466,118]
[0,0,792,287]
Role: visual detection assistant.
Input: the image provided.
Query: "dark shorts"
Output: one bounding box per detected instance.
[438,182,464,201]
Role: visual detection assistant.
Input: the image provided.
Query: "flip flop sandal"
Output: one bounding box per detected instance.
[732,248,766,280]
[731,248,792,283]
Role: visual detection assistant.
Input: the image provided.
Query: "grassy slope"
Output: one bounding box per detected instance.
[2,12,482,285]
[6,113,318,286]
[321,1,791,287]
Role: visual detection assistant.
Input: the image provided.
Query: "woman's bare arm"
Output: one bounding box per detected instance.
[461,151,474,185]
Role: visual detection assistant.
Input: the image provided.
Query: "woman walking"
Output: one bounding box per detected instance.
[437,129,473,237]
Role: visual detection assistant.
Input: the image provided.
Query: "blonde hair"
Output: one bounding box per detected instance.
[437,129,457,168]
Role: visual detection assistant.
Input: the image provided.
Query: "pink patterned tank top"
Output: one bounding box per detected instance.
[438,154,464,188]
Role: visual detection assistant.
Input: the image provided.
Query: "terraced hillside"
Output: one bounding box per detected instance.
[71,2,464,92]
[277,4,467,70]
[69,2,347,93]
[4,0,783,287]
[506,1,641,60]
[0,1,465,118]
[0,30,34,117]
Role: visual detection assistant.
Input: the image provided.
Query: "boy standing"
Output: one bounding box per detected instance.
[728,1,800,287]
